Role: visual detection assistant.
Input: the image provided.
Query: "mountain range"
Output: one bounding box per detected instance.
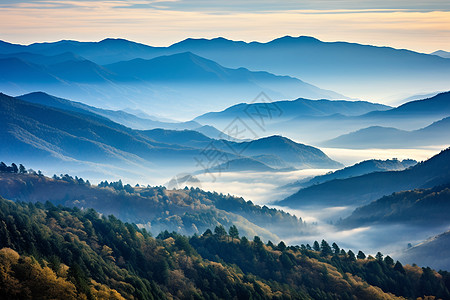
[0,45,346,119]
[432,50,450,59]
[195,91,450,145]
[338,183,450,229]
[165,36,450,101]
[276,147,450,208]
[283,158,417,190]
[0,92,341,182]
[2,36,450,113]
[322,116,450,148]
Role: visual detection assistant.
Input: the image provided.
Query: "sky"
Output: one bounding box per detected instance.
[0,0,450,53]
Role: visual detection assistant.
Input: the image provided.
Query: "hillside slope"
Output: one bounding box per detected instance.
[0,196,448,299]
[284,159,417,189]
[277,148,450,208]
[0,171,305,240]
[338,183,450,229]
[398,230,450,272]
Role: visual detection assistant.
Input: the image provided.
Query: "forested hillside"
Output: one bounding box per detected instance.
[278,147,450,208]
[0,197,449,299]
[0,164,306,241]
[339,183,450,229]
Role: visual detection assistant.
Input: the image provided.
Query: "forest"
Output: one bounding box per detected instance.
[0,195,449,299]
[0,163,306,241]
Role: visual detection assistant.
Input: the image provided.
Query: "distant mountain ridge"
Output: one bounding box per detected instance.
[195,98,391,122]
[284,158,417,190]
[0,92,341,182]
[432,50,450,58]
[338,183,450,229]
[0,45,348,119]
[322,116,450,148]
[165,35,450,101]
[2,36,450,105]
[17,92,217,133]
[397,230,450,271]
[194,91,450,145]
[276,148,450,208]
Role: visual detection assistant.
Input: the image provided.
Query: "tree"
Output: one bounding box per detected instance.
[320,240,332,256]
[11,163,18,174]
[228,225,239,239]
[332,242,340,255]
[357,251,366,260]
[277,241,287,252]
[313,241,320,252]
[203,229,213,236]
[394,261,405,274]
[18,164,27,174]
[375,252,383,262]
[384,255,394,266]
[0,162,7,172]
[253,236,264,249]
[214,225,227,237]
[347,250,356,261]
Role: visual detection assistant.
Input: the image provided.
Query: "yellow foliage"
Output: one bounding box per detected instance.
[0,248,79,299]
[91,280,126,300]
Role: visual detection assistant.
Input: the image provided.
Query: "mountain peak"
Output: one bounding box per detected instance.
[269,35,321,45]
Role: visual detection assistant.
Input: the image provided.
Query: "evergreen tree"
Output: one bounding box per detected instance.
[357,251,366,260]
[332,242,340,255]
[347,250,356,261]
[11,163,18,174]
[18,164,27,174]
[228,225,239,239]
[375,252,384,262]
[214,225,227,237]
[384,255,394,266]
[203,229,213,236]
[253,236,264,249]
[320,240,332,256]
[277,241,287,252]
[394,261,406,274]
[313,241,320,252]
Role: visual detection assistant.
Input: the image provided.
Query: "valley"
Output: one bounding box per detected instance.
[0,32,449,299]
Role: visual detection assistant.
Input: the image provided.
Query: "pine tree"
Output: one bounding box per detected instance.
[384,255,394,266]
[18,164,27,174]
[357,250,366,260]
[375,252,384,261]
[214,225,227,237]
[228,225,239,239]
[332,242,340,255]
[313,241,320,252]
[347,250,356,261]
[320,240,332,256]
[11,163,18,174]
[277,241,287,252]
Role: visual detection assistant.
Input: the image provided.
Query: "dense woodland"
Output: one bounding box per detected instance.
[0,163,306,241]
[0,196,449,299]
[339,183,450,228]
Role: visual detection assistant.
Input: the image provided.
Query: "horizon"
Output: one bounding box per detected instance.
[1,1,450,53]
[2,34,448,55]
